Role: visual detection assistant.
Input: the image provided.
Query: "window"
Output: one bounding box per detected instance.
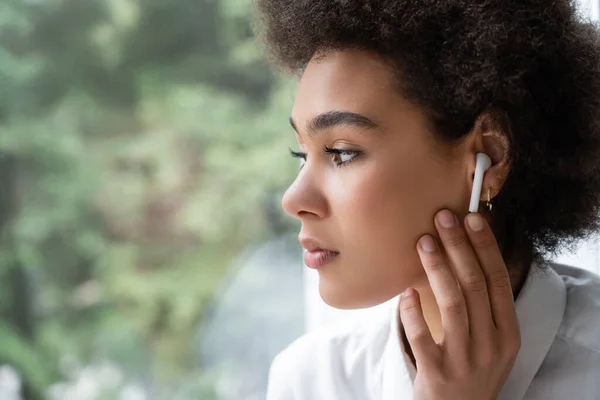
[0,1,300,399]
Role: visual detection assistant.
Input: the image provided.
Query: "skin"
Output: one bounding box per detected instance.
[282,49,519,345]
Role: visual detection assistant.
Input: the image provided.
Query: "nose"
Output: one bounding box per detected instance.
[282,168,329,220]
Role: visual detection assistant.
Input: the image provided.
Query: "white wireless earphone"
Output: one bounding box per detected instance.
[468,153,492,213]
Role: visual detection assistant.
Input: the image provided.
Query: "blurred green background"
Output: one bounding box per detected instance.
[0,0,304,399]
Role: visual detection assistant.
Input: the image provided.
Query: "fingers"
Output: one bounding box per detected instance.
[399,287,439,370]
[413,210,520,372]
[417,233,469,354]
[434,210,495,350]
[464,213,519,338]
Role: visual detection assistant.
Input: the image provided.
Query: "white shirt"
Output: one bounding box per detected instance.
[266,263,600,399]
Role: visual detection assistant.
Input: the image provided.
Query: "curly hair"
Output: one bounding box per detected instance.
[254,0,600,271]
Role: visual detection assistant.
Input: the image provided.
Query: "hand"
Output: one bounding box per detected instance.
[399,210,521,400]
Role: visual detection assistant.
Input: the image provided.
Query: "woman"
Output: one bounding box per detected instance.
[255,1,600,399]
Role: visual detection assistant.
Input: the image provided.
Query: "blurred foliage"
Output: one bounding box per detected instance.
[0,0,297,397]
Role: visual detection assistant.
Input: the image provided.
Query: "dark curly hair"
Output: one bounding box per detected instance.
[254,0,600,272]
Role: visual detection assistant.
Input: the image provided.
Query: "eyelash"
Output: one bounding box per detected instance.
[288,147,361,168]
[289,148,306,162]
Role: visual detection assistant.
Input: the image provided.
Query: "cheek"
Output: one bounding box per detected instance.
[331,156,463,267]
[325,165,421,272]
[340,159,443,236]
[323,166,431,298]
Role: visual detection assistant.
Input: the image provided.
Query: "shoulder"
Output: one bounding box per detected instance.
[552,263,600,354]
[266,307,392,399]
[529,263,600,397]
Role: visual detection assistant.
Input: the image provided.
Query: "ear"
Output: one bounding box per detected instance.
[467,110,511,202]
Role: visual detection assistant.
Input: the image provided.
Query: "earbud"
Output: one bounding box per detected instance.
[469,153,492,213]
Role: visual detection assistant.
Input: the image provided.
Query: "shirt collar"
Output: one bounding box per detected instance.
[381,263,567,400]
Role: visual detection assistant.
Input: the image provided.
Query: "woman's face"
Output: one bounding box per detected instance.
[282,49,474,309]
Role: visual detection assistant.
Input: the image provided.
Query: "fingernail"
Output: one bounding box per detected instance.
[437,210,455,228]
[419,235,437,252]
[467,213,485,232]
[402,287,415,298]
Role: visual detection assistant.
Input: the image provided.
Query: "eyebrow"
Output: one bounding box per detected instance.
[289,111,380,137]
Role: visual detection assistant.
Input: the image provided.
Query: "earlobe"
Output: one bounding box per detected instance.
[469,153,492,213]
[479,137,511,203]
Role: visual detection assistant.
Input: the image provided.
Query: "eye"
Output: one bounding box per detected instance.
[323,146,360,167]
[289,148,306,168]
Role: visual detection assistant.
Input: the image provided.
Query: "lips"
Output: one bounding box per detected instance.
[299,235,340,269]
[303,249,339,269]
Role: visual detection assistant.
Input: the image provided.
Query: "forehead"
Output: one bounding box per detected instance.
[292,50,404,129]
